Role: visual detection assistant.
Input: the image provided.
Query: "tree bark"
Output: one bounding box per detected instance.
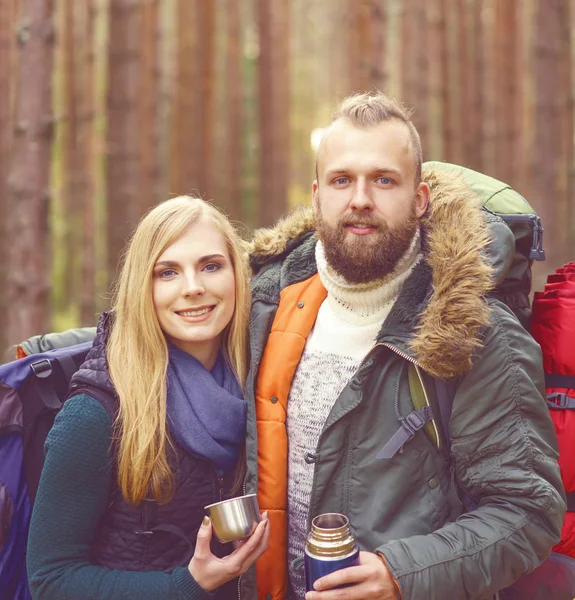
[171,0,199,196]
[532,0,572,271]
[0,0,14,355]
[494,0,519,184]
[61,0,81,309]
[138,0,160,214]
[223,0,244,222]
[106,0,142,282]
[5,0,55,346]
[256,0,290,227]
[196,0,215,199]
[79,0,97,325]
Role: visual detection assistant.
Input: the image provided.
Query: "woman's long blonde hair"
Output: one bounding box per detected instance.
[106,196,250,505]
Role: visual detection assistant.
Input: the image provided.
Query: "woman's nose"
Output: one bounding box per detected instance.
[182,273,205,296]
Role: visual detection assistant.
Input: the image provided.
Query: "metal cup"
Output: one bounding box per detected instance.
[204,493,261,543]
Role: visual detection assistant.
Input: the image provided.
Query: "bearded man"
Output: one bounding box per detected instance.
[239,92,565,600]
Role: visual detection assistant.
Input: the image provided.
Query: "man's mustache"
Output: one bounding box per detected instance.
[339,216,384,228]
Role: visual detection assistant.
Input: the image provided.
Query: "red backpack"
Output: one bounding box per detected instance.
[531,261,575,558]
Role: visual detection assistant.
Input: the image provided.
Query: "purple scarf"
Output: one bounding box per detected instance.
[166,344,246,474]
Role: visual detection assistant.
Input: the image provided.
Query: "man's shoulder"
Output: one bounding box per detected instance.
[251,232,318,299]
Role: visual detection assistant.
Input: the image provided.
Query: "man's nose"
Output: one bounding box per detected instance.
[349,180,374,210]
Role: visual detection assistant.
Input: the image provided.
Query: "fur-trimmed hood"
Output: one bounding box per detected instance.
[249,165,496,379]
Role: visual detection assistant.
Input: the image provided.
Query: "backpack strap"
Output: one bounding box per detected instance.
[377,364,442,460]
[30,354,84,411]
[545,373,575,389]
[408,364,478,511]
[567,493,575,512]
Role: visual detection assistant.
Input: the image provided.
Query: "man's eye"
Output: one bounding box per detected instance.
[203,263,221,273]
[378,177,392,185]
[334,177,349,185]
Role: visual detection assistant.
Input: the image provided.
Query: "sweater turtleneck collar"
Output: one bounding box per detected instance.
[315,228,422,325]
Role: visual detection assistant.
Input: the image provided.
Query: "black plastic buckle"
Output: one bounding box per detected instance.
[547,392,571,410]
[403,411,425,435]
[30,359,53,378]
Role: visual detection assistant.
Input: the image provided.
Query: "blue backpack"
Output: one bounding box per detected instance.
[0,343,92,599]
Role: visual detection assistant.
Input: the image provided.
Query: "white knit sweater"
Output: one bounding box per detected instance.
[286,231,421,599]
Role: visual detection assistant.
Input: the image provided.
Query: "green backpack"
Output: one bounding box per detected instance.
[424,161,545,330]
[402,161,546,452]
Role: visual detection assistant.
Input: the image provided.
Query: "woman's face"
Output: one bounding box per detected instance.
[152,218,236,369]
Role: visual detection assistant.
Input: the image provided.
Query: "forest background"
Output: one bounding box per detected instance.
[1,0,574,361]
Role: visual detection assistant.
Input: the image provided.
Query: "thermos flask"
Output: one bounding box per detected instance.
[304,513,360,592]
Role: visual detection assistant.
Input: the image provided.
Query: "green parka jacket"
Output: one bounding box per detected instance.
[239,166,565,600]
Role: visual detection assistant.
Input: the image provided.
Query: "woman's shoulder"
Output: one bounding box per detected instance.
[50,393,114,447]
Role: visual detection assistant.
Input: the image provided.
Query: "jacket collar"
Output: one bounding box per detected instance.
[249,165,495,379]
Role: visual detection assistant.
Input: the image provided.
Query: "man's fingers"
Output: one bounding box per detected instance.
[313,565,369,591]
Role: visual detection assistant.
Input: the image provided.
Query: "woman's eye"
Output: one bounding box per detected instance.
[203,263,221,273]
[158,269,177,279]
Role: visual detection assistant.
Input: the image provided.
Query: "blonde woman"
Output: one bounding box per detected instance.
[27,197,269,599]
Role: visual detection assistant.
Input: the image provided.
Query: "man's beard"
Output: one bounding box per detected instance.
[316,204,419,284]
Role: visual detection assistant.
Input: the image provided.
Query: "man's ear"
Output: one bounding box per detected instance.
[415,182,429,218]
[312,180,319,213]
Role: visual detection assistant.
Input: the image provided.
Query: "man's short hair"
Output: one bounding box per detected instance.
[318,91,422,185]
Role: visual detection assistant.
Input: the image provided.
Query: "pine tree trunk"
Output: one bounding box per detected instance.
[106,0,142,282]
[224,0,244,222]
[532,0,572,270]
[494,0,519,184]
[257,0,290,227]
[80,0,97,325]
[171,0,199,195]
[62,0,81,310]
[0,0,13,356]
[5,0,55,346]
[197,0,215,199]
[139,0,160,214]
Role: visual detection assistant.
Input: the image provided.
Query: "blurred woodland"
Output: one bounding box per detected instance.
[1,0,575,358]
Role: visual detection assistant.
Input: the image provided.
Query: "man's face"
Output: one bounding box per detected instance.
[313,119,429,284]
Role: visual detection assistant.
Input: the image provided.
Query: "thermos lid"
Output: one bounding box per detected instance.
[306,513,358,558]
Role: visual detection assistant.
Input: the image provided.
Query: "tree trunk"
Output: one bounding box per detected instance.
[106,0,142,282]
[5,0,55,346]
[139,0,160,214]
[532,0,572,272]
[427,0,444,160]
[61,0,81,310]
[196,0,215,199]
[171,0,199,196]
[0,0,14,356]
[494,0,519,184]
[79,0,97,325]
[223,0,244,222]
[257,0,290,227]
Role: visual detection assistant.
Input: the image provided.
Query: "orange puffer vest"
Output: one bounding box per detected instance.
[254,273,326,600]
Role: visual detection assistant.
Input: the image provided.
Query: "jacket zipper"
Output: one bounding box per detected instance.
[236,476,248,600]
[306,341,461,533]
[381,343,465,507]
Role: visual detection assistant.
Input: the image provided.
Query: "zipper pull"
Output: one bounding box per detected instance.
[449,453,464,508]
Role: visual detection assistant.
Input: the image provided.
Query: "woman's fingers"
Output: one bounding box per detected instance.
[228,517,270,569]
[194,516,213,558]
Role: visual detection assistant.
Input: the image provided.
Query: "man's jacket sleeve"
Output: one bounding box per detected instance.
[377,302,566,600]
